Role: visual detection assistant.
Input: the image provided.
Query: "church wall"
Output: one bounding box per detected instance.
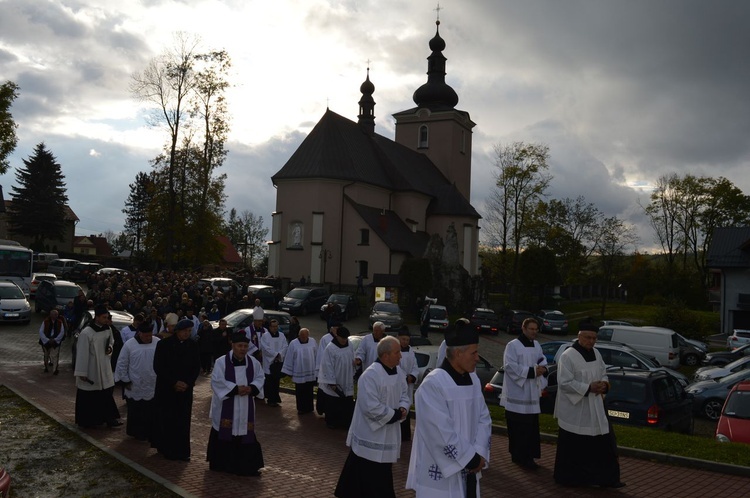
[342,205,391,288]
[390,192,430,230]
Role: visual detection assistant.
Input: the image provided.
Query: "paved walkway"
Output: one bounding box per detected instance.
[3,363,750,497]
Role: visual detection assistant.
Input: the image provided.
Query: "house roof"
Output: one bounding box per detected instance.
[217,235,242,265]
[706,227,750,268]
[4,200,79,222]
[347,197,430,257]
[73,235,112,256]
[271,109,479,219]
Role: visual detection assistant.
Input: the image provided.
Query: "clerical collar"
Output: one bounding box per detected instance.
[375,358,398,376]
[91,322,109,332]
[231,355,247,366]
[299,338,308,344]
[572,340,596,362]
[401,345,410,353]
[332,338,349,348]
[438,358,473,386]
[518,334,534,347]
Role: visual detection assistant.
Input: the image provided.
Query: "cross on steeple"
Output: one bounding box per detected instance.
[434,2,442,22]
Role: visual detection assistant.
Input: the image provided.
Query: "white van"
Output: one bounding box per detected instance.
[596,325,680,368]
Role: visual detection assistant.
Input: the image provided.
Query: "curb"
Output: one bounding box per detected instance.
[4,383,196,498]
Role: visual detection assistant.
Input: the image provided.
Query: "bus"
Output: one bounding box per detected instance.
[0,244,34,297]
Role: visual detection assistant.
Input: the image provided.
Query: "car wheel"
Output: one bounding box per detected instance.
[703,399,724,421]
[683,354,699,367]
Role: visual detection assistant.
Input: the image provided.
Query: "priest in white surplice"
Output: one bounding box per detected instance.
[553,322,623,488]
[316,321,340,416]
[207,331,266,476]
[355,321,386,372]
[259,318,288,407]
[318,325,356,429]
[334,336,410,498]
[114,321,159,441]
[407,327,491,498]
[282,327,318,414]
[500,317,548,470]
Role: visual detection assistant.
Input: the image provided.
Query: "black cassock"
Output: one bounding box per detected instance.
[152,334,200,460]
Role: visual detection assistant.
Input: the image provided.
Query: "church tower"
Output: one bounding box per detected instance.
[393,19,475,201]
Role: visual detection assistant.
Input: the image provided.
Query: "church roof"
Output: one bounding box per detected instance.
[272,109,479,219]
[347,197,430,256]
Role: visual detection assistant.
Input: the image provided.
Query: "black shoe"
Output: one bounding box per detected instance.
[609,482,627,489]
[53,370,59,375]
[44,367,49,373]
[48,361,54,367]
[107,419,123,428]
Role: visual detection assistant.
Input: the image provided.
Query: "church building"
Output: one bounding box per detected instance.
[268,20,481,289]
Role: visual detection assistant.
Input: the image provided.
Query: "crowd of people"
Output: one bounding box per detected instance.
[49,269,625,495]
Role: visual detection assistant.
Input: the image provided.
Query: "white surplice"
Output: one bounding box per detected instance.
[346,362,411,463]
[355,333,379,371]
[318,340,355,398]
[282,337,318,383]
[316,332,335,370]
[209,353,266,435]
[554,346,610,435]
[406,369,492,498]
[114,337,159,400]
[259,332,288,374]
[399,346,420,401]
[500,338,548,414]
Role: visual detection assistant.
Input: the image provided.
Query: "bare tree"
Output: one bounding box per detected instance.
[594,216,639,318]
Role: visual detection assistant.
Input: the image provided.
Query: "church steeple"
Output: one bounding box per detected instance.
[358,67,376,135]
[412,20,459,110]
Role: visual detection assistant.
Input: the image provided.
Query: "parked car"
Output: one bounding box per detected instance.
[686,368,750,420]
[597,325,681,369]
[29,272,57,299]
[727,329,750,350]
[209,308,292,338]
[0,281,31,324]
[46,259,80,279]
[604,368,693,434]
[278,286,329,316]
[641,326,707,366]
[68,262,103,283]
[94,267,130,277]
[369,301,404,330]
[72,309,134,369]
[716,381,750,444]
[541,340,569,364]
[319,293,360,321]
[246,284,280,310]
[34,279,83,313]
[693,356,750,382]
[32,252,59,272]
[536,310,569,335]
[483,364,559,411]
[197,277,243,297]
[412,344,495,391]
[703,343,750,367]
[421,304,449,332]
[468,308,500,335]
[553,340,689,386]
[500,310,537,335]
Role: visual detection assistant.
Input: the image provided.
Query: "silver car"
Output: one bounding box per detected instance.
[0,281,31,324]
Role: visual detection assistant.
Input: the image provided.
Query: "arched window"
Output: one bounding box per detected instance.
[418,125,429,149]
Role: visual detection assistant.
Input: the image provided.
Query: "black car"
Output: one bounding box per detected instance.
[320,293,360,321]
[34,279,83,313]
[702,343,750,367]
[68,262,103,283]
[500,309,537,335]
[278,286,329,316]
[468,308,500,336]
[605,368,693,434]
[246,284,280,310]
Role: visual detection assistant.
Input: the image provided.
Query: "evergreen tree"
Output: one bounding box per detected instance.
[123,171,155,255]
[8,143,68,250]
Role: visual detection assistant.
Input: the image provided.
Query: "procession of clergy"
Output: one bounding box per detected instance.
[71,302,623,498]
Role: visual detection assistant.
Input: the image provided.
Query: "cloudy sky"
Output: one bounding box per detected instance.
[1,0,748,251]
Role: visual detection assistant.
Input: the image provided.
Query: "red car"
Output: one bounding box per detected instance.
[716,380,750,444]
[0,467,10,497]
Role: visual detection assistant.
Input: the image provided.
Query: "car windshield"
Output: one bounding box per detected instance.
[544,312,567,321]
[374,302,400,313]
[621,347,659,368]
[718,369,750,385]
[222,310,252,328]
[736,331,750,339]
[0,285,24,299]
[723,390,750,419]
[607,377,648,403]
[287,289,310,299]
[724,356,750,371]
[473,311,497,321]
[429,307,447,319]
[329,294,349,303]
[56,285,80,299]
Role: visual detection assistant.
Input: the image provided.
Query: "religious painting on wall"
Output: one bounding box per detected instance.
[288,222,303,249]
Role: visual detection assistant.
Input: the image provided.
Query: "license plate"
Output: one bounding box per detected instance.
[553,327,561,330]
[4,313,18,318]
[608,410,630,419]
[481,325,490,329]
